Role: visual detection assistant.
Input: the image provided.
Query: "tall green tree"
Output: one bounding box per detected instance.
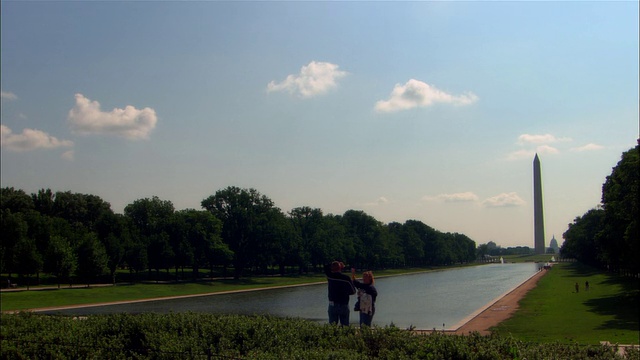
[377,225,404,268]
[201,186,277,279]
[166,212,192,280]
[13,237,43,289]
[95,212,129,283]
[401,220,439,266]
[314,214,352,267]
[600,144,639,273]
[342,210,384,269]
[32,188,55,216]
[0,210,28,277]
[124,236,148,280]
[124,196,175,238]
[174,209,225,279]
[22,211,53,263]
[0,187,34,214]
[75,233,109,286]
[147,232,174,278]
[124,196,175,278]
[45,235,76,288]
[289,207,324,272]
[561,208,605,267]
[257,207,299,275]
[52,191,93,228]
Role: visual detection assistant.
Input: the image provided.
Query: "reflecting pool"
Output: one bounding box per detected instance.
[41,263,541,329]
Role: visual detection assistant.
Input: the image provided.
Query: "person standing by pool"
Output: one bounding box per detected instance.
[325,261,356,326]
[351,269,378,327]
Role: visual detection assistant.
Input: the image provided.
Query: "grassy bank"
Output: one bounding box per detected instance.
[493,262,639,345]
[1,275,325,312]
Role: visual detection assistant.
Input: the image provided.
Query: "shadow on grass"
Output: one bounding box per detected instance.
[584,293,640,331]
[563,262,640,332]
[562,262,602,278]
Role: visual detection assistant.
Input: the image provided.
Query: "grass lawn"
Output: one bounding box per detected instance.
[492,262,640,345]
[0,275,328,312]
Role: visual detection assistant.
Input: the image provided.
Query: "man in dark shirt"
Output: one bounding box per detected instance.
[325,261,356,325]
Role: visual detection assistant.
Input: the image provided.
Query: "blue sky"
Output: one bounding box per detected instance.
[2,1,638,248]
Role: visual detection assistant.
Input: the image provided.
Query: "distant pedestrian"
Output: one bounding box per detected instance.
[585,281,589,291]
[575,282,579,293]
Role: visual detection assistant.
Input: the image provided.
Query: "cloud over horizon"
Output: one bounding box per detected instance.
[1,91,18,101]
[508,133,605,161]
[570,143,605,152]
[507,133,572,160]
[482,192,525,207]
[267,61,348,98]
[67,94,158,140]
[423,192,479,203]
[517,133,572,144]
[363,196,390,207]
[374,79,478,113]
[1,124,73,152]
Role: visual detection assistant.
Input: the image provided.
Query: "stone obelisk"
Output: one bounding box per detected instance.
[533,154,546,254]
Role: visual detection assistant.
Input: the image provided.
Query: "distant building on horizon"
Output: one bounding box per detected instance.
[548,235,560,254]
[533,154,546,254]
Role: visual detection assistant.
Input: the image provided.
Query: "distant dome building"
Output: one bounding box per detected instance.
[548,235,560,254]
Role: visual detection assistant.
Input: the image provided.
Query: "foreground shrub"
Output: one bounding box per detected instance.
[0,312,630,359]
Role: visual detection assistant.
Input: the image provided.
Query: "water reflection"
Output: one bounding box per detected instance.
[42,263,540,329]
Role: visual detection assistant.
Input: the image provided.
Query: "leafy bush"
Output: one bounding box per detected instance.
[0,312,630,359]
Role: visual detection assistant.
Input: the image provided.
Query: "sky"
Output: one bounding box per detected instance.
[1,1,638,249]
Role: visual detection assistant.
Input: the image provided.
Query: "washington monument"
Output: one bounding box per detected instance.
[533,154,546,254]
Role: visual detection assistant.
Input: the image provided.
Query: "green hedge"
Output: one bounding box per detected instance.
[1,312,635,359]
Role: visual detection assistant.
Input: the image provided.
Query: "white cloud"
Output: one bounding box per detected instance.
[67,94,158,140]
[423,192,479,202]
[1,124,74,152]
[374,79,478,113]
[570,143,604,152]
[267,61,348,98]
[506,149,536,161]
[1,91,18,101]
[508,133,562,160]
[363,196,390,206]
[482,192,525,207]
[517,133,572,144]
[535,144,559,155]
[61,150,75,161]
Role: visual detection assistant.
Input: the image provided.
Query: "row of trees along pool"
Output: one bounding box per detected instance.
[1,186,477,287]
[2,144,637,286]
[560,144,639,277]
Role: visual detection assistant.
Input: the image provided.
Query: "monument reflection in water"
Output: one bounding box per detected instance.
[42,263,540,330]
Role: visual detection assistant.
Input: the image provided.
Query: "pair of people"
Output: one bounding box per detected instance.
[325,261,378,326]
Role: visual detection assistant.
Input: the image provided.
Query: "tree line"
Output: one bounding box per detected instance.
[561,144,639,276]
[1,186,476,286]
